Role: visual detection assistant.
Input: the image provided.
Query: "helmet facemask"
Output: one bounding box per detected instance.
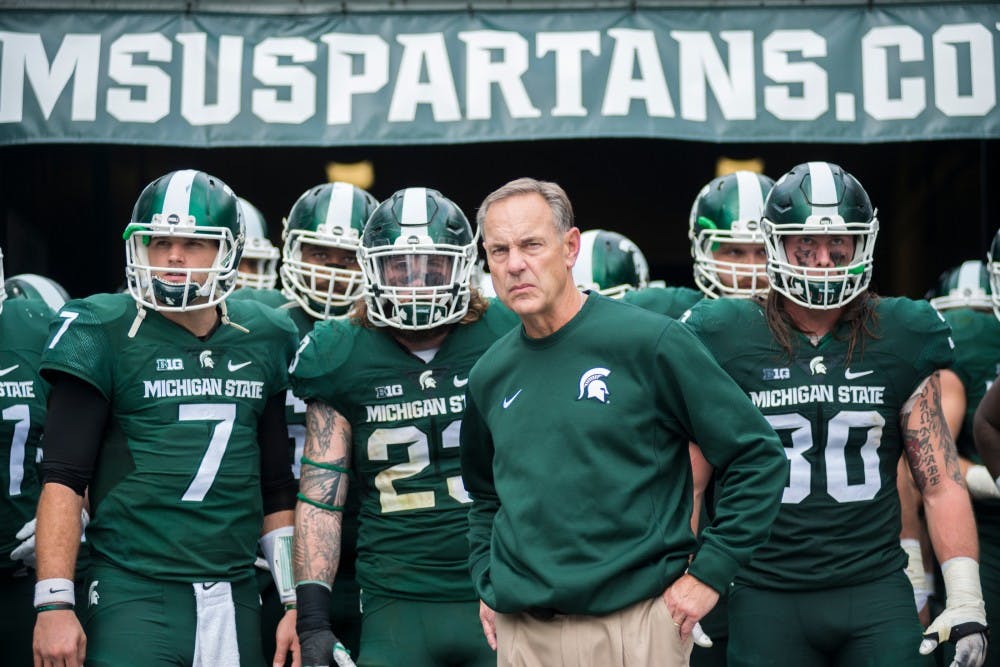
[988,232,1000,322]
[929,261,992,312]
[691,223,768,299]
[235,197,279,290]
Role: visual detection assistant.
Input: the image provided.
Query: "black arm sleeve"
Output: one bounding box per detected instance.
[260,391,298,515]
[41,371,110,496]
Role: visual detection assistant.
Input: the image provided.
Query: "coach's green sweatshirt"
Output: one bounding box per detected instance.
[460,292,786,615]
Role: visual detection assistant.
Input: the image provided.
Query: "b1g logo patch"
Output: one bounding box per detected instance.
[375,384,403,398]
[762,367,790,380]
[156,358,184,371]
[577,367,611,404]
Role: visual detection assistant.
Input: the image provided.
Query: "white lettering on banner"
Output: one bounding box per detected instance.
[322,32,389,125]
[0,19,995,133]
[762,30,828,121]
[0,31,100,122]
[670,30,755,121]
[177,32,243,126]
[107,33,171,123]
[252,37,317,124]
[536,31,601,117]
[389,33,461,123]
[602,28,675,117]
[932,23,995,116]
[458,30,541,120]
[862,25,926,120]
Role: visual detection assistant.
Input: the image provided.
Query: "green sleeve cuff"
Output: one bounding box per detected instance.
[687,542,741,594]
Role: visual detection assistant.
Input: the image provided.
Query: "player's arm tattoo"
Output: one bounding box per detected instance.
[901,371,965,493]
[294,401,353,586]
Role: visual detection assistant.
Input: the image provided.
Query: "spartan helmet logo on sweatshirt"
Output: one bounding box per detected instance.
[577,367,611,404]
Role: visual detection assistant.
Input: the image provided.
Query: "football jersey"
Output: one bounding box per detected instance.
[290,301,519,601]
[684,296,953,590]
[622,285,702,319]
[228,287,290,310]
[941,308,1000,459]
[40,293,298,581]
[462,293,786,615]
[0,298,53,571]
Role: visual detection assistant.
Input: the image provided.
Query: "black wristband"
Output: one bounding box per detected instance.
[295,583,333,635]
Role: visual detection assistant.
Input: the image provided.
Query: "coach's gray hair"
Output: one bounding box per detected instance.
[476,177,574,234]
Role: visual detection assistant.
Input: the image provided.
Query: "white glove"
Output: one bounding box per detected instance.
[901,539,931,612]
[333,641,356,667]
[692,621,713,648]
[964,465,1000,501]
[10,509,89,568]
[920,557,988,667]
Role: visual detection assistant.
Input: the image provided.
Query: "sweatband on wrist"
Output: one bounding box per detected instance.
[34,578,75,607]
[296,582,332,634]
[260,526,296,604]
[36,603,75,612]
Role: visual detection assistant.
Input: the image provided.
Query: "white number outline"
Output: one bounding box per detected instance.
[179,403,236,502]
[3,404,30,496]
[765,409,886,504]
[367,421,469,513]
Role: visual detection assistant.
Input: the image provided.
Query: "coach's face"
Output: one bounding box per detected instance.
[482,192,580,328]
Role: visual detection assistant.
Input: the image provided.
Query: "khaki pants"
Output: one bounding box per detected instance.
[496,596,693,667]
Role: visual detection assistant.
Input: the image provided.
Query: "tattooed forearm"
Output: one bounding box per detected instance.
[293,401,353,585]
[901,372,965,492]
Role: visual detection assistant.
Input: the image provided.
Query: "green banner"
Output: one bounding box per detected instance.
[0,4,997,146]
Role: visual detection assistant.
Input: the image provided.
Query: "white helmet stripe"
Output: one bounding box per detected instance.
[806,161,839,218]
[572,229,599,288]
[239,199,267,238]
[400,188,429,225]
[957,260,982,290]
[326,182,356,228]
[17,275,66,310]
[735,171,765,220]
[161,169,199,221]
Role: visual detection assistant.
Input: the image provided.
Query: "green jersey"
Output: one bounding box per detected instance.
[683,296,953,590]
[0,298,53,570]
[40,293,298,581]
[290,301,519,601]
[461,293,786,615]
[622,285,703,319]
[941,308,1000,460]
[229,287,290,310]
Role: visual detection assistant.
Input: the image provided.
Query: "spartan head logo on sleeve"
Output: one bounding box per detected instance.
[577,367,611,404]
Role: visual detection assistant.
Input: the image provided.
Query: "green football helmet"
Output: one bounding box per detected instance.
[360,187,478,330]
[572,229,649,298]
[123,169,243,311]
[762,161,878,309]
[236,197,279,290]
[927,260,992,312]
[281,182,378,319]
[987,229,1000,321]
[4,273,69,312]
[689,171,774,298]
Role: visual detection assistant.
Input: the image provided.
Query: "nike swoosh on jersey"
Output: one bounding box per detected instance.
[228,360,253,372]
[502,389,523,409]
[453,375,469,387]
[0,364,20,377]
[844,368,874,379]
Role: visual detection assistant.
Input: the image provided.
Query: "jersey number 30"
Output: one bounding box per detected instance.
[766,410,885,504]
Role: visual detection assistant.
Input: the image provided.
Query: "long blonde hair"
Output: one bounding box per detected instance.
[764,290,881,365]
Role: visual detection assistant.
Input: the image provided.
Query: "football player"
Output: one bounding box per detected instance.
[234,197,282,297]
[4,273,70,312]
[683,161,988,667]
[572,228,650,297]
[291,187,518,667]
[252,181,379,663]
[31,170,300,667]
[0,247,61,666]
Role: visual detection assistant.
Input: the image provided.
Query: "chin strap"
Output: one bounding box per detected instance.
[127,303,147,338]
[219,300,250,334]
